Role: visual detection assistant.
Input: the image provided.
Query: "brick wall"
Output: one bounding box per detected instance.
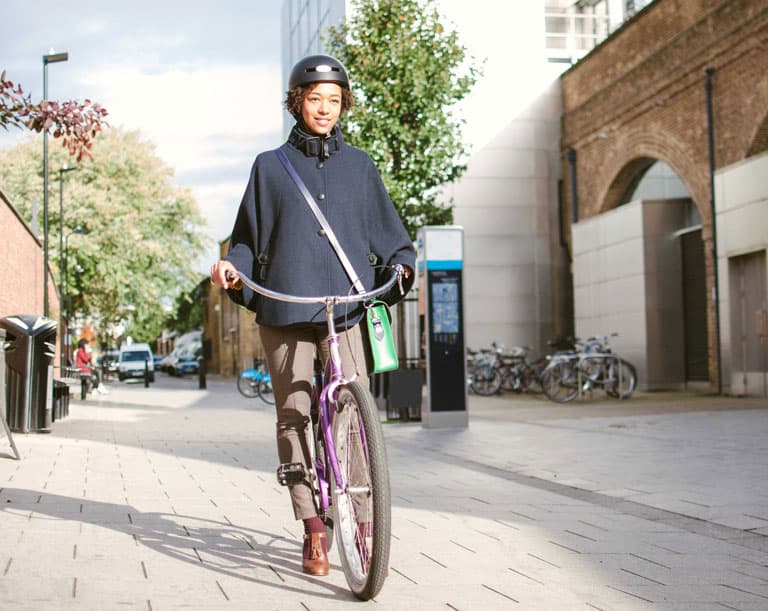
[0,188,61,328]
[560,0,768,390]
[202,239,264,377]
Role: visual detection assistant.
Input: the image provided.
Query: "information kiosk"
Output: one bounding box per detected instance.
[417,226,468,428]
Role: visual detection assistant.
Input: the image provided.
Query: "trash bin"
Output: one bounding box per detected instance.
[385,367,424,421]
[52,380,70,422]
[1,314,57,433]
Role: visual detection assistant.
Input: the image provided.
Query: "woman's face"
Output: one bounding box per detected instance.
[301,82,342,136]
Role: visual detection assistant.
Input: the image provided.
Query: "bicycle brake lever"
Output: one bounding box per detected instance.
[225,270,243,290]
[395,264,405,296]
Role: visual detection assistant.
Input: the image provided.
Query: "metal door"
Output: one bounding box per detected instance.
[680,230,708,381]
[728,250,768,397]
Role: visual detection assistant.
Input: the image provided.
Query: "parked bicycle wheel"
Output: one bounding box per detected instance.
[522,360,545,394]
[236,371,259,398]
[331,381,391,601]
[257,377,275,404]
[541,359,579,403]
[470,366,502,396]
[605,358,637,399]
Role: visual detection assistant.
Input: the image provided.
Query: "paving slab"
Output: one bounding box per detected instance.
[1,376,766,609]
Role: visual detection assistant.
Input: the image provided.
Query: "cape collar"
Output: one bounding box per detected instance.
[288,123,342,160]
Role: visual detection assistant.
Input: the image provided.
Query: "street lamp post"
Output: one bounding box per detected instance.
[42,50,69,319]
[62,227,88,367]
[57,166,77,369]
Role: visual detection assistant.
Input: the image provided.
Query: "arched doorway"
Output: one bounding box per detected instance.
[572,157,709,389]
[625,161,708,385]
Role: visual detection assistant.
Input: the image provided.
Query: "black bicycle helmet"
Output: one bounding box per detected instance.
[288,54,350,90]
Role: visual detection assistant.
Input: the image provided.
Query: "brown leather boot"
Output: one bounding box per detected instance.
[302,532,329,576]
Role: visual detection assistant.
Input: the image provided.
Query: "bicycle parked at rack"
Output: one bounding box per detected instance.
[228,264,404,601]
[498,345,547,394]
[466,346,503,395]
[236,361,274,405]
[540,333,637,403]
[467,342,546,395]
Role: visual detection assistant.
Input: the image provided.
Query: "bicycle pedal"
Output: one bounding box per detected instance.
[276,463,305,486]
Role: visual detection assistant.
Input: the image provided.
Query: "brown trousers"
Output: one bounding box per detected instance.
[259,323,369,520]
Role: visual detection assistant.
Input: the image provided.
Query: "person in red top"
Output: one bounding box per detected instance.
[75,339,108,394]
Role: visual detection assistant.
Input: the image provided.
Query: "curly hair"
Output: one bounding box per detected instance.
[283,84,355,119]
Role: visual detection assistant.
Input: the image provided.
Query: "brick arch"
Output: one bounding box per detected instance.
[593,128,710,231]
[747,105,768,158]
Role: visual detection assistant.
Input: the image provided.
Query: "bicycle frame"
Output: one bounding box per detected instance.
[231,265,403,508]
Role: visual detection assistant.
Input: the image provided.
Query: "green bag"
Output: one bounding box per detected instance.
[366,300,398,373]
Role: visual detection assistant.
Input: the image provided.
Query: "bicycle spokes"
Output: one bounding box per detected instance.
[331,382,390,600]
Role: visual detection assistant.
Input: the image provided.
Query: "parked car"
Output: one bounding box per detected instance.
[166,344,201,377]
[170,354,199,377]
[117,343,155,382]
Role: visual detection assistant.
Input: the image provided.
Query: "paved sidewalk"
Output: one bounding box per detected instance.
[0,376,767,610]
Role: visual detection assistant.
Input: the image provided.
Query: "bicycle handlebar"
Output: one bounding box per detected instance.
[225,264,405,306]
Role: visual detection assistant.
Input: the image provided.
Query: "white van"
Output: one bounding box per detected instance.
[117,343,155,382]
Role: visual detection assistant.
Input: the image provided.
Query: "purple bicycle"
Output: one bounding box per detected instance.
[228,264,404,600]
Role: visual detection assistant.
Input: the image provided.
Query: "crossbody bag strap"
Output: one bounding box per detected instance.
[275,148,366,294]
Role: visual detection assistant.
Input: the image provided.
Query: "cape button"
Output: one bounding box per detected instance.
[317,193,326,200]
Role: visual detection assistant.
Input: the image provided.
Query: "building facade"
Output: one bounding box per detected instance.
[270,0,768,396]
[561,0,768,394]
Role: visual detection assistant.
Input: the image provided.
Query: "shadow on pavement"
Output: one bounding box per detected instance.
[0,487,354,600]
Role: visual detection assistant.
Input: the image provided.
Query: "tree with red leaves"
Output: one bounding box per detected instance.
[0,69,109,161]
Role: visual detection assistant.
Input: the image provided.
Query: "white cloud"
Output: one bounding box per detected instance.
[79,62,283,273]
[80,63,282,176]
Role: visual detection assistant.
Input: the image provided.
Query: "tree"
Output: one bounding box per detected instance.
[326,0,481,239]
[1,70,108,161]
[0,128,209,345]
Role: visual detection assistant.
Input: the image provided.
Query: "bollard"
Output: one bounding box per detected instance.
[198,356,207,389]
[144,359,149,388]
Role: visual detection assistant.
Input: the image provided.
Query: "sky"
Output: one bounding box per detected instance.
[1,0,285,272]
[1,1,565,274]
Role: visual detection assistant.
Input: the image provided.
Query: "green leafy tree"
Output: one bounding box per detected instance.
[326,0,481,239]
[166,279,205,334]
[0,128,209,344]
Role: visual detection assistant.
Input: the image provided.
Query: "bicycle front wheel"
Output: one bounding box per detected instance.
[470,367,502,396]
[541,360,578,403]
[257,379,275,404]
[331,381,391,601]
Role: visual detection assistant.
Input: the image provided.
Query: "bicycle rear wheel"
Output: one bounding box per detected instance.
[236,372,259,398]
[606,358,637,399]
[330,381,391,601]
[257,379,275,404]
[541,360,578,403]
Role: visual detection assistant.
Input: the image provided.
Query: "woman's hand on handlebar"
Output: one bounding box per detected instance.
[210,260,240,290]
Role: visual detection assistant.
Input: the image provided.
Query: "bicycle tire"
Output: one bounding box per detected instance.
[257,379,275,405]
[470,367,502,396]
[606,358,637,399]
[331,381,391,601]
[541,360,578,403]
[236,373,259,398]
[522,364,544,394]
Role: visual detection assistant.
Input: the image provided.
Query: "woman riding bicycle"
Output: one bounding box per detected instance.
[210,54,415,577]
